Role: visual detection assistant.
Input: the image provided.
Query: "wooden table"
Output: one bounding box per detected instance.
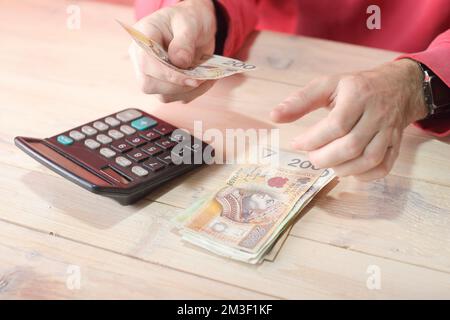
[1,0,449,299]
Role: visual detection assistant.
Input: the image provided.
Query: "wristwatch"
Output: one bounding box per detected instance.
[417,62,450,119]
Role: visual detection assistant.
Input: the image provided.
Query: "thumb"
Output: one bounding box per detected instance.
[270,76,337,123]
[168,15,198,69]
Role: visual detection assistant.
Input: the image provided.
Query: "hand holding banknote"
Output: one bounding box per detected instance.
[124,0,255,103]
[126,0,216,103]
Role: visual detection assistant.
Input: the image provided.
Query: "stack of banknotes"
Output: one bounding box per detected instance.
[118,21,257,80]
[174,148,335,264]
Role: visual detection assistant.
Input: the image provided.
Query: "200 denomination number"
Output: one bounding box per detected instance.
[223,60,256,69]
[288,158,330,177]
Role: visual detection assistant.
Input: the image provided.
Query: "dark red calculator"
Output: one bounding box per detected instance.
[15,108,212,205]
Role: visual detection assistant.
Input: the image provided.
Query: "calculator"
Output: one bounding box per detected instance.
[15,108,212,205]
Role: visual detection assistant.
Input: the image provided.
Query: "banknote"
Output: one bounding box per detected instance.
[118,20,257,80]
[175,148,335,263]
[263,170,335,262]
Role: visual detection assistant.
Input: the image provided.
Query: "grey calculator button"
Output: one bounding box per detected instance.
[69,130,85,141]
[120,125,136,135]
[116,109,142,122]
[81,125,97,136]
[131,166,149,177]
[105,116,120,127]
[96,134,113,144]
[84,139,100,149]
[115,156,132,167]
[100,147,116,158]
[93,121,109,131]
[108,129,124,140]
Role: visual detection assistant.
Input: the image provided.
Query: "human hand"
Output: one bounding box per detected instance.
[129,0,217,103]
[271,59,428,181]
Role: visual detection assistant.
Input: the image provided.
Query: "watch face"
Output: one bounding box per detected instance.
[430,75,450,107]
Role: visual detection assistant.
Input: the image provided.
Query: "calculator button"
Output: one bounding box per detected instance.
[125,134,146,147]
[104,116,120,127]
[57,135,73,145]
[188,142,202,153]
[170,148,185,164]
[170,132,187,142]
[120,125,136,135]
[96,134,113,144]
[108,129,124,140]
[115,156,132,167]
[131,116,158,131]
[116,109,142,122]
[69,130,85,141]
[140,130,160,142]
[153,124,175,135]
[99,147,116,158]
[93,121,109,131]
[126,150,149,162]
[111,140,133,153]
[81,125,98,136]
[131,165,149,177]
[84,139,100,149]
[143,158,165,172]
[155,138,176,150]
[141,143,163,156]
[157,151,173,165]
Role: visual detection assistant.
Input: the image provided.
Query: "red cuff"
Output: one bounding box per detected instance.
[414,114,450,137]
[397,30,450,137]
[217,0,258,56]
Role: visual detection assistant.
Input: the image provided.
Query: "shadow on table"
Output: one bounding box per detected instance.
[21,170,146,229]
[312,131,444,221]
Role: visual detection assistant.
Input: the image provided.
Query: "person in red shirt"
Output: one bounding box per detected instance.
[130,0,450,181]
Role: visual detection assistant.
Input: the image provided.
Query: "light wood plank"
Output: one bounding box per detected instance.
[0,220,273,299]
[0,164,450,298]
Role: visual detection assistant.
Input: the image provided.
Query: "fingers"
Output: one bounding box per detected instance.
[353,129,402,181]
[306,109,382,168]
[331,128,392,176]
[141,74,195,96]
[158,80,216,103]
[129,12,204,96]
[133,17,167,47]
[292,84,364,151]
[168,12,199,68]
[134,42,202,87]
[270,76,338,123]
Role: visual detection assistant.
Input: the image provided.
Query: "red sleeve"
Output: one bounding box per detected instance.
[216,0,259,56]
[135,0,258,56]
[398,29,450,137]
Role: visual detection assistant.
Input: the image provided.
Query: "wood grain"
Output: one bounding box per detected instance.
[0,221,273,299]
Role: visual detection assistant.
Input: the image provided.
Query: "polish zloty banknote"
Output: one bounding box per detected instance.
[175,148,335,264]
[118,21,257,80]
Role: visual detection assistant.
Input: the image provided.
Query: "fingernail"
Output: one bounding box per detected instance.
[184,79,199,87]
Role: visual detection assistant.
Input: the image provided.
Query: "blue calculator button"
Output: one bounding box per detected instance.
[131,116,157,131]
[57,135,73,145]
